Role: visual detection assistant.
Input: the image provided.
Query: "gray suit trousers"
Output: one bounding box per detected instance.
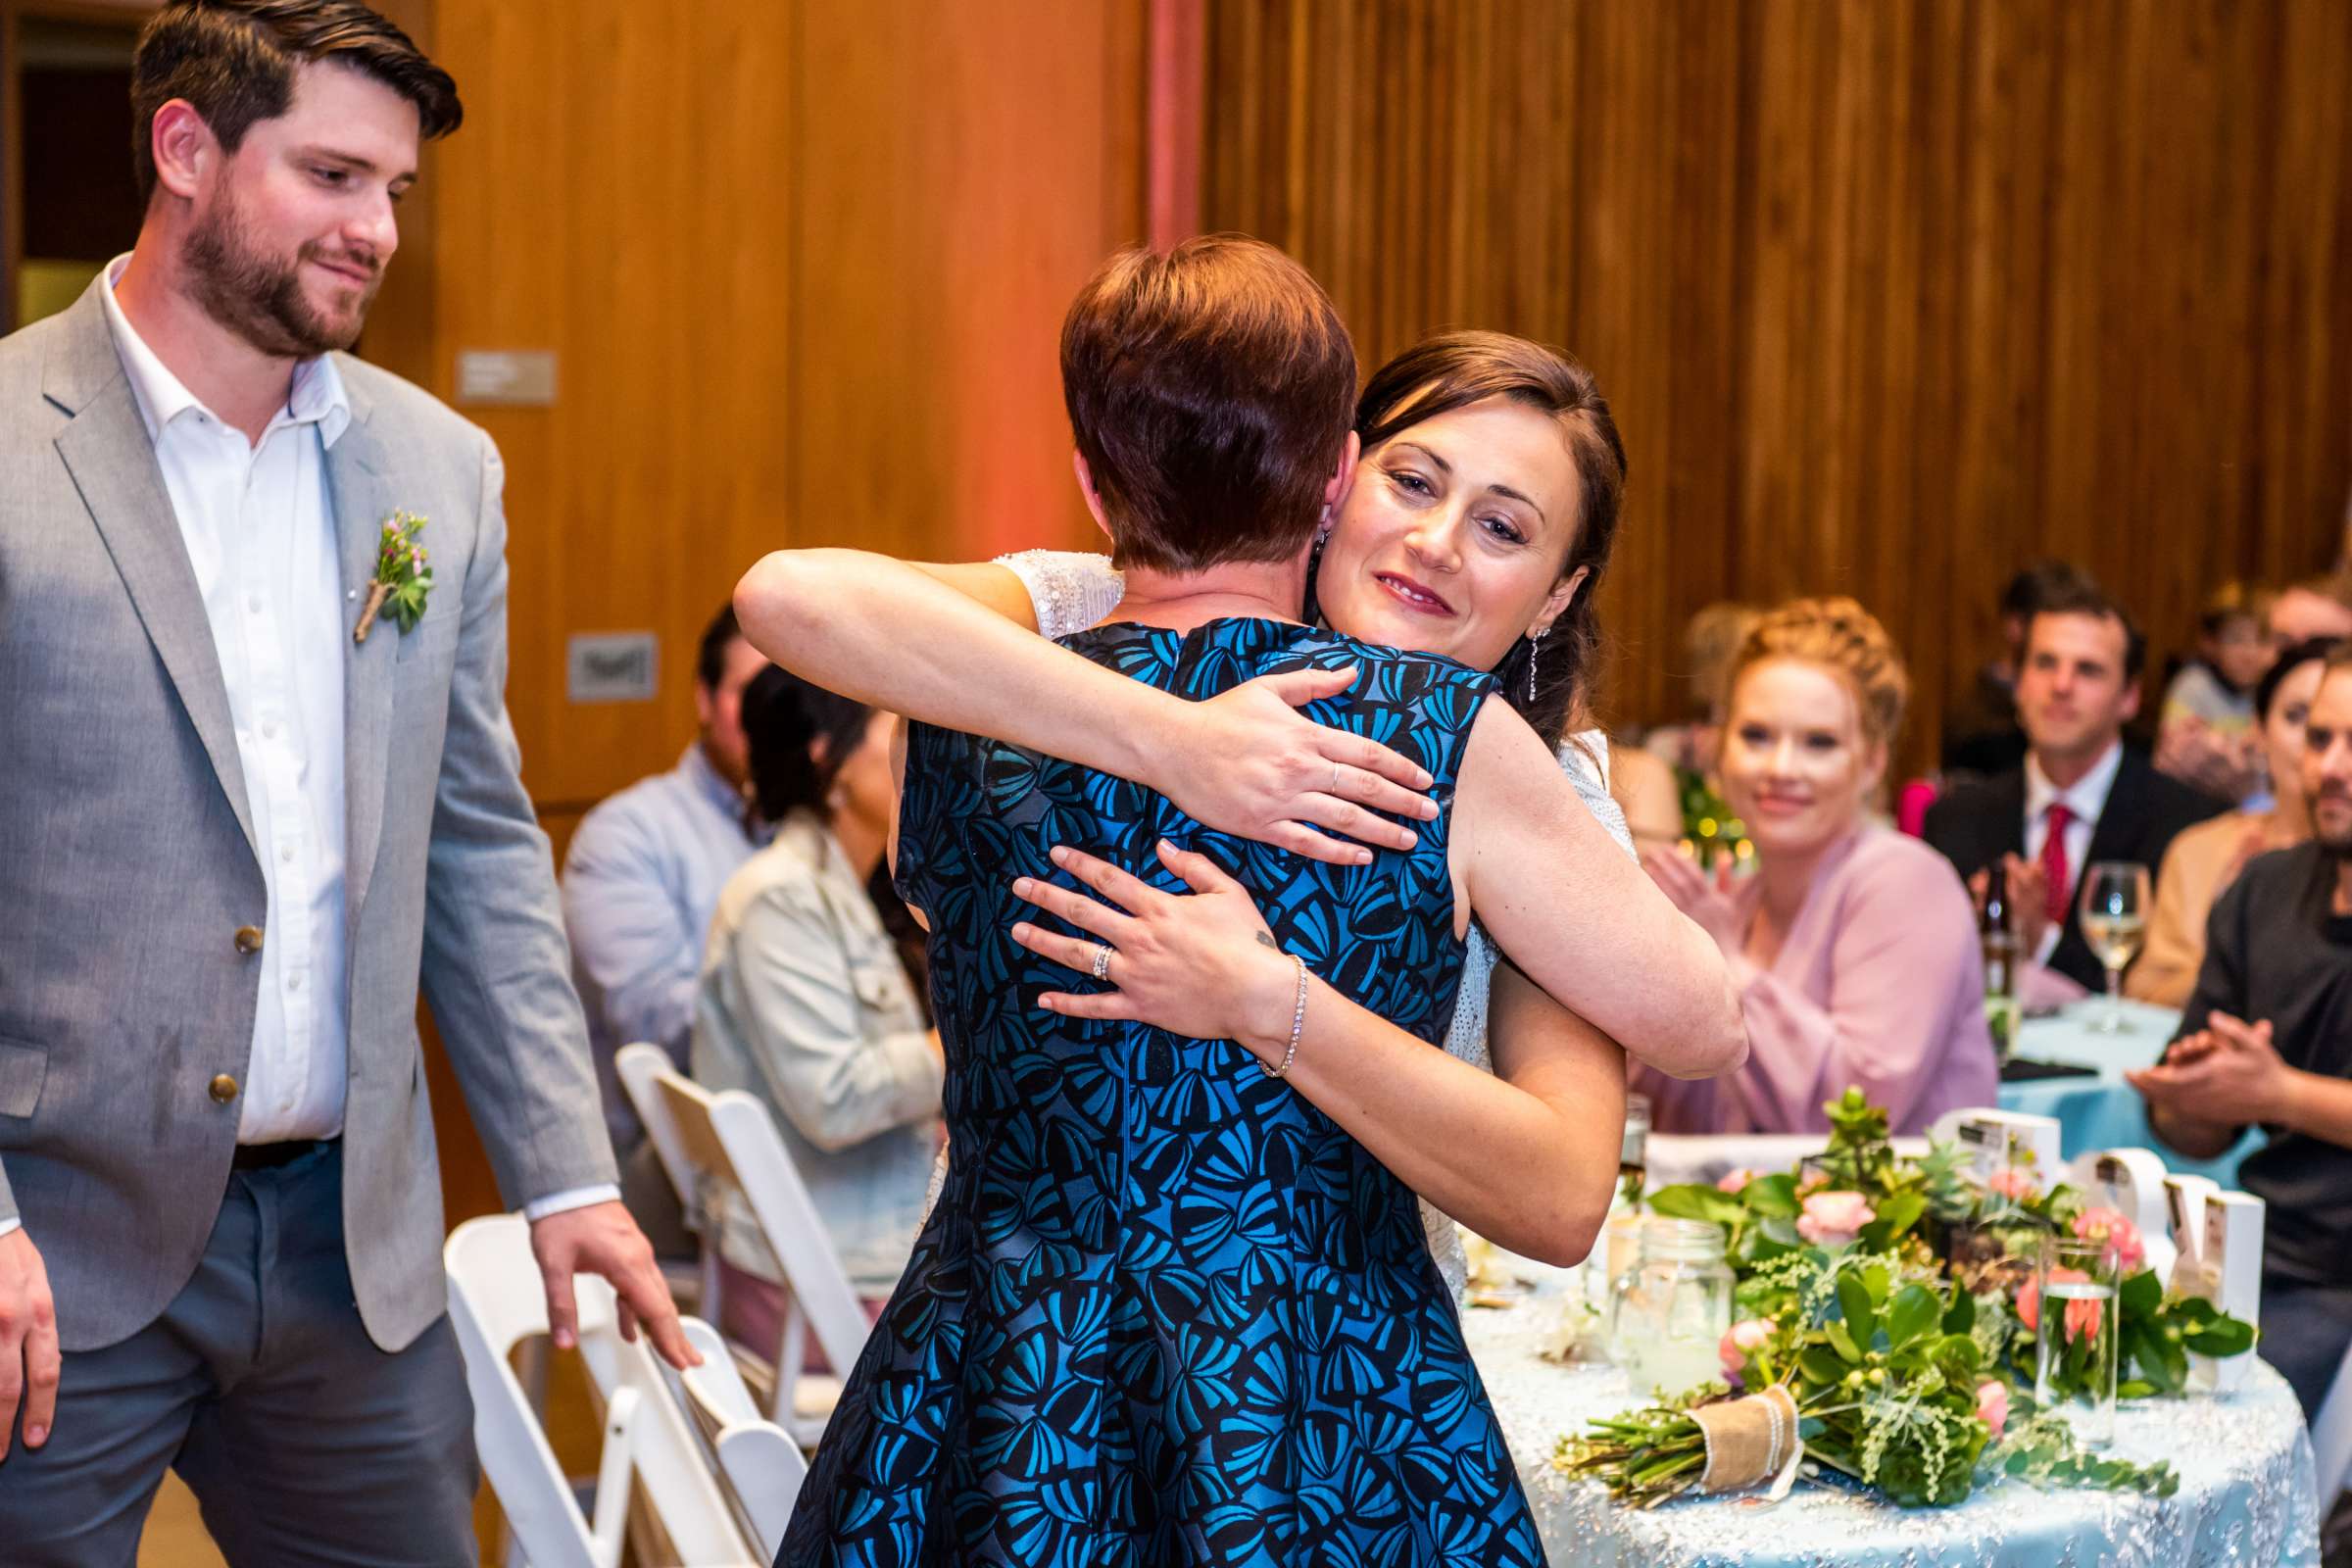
[0,1145,478,1565]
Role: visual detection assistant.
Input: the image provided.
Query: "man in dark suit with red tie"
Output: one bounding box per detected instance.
[1926,575,2229,994]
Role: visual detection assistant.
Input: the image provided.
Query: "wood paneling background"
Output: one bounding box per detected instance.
[1198,0,2352,776]
[351,0,1144,1231]
[388,0,1142,821]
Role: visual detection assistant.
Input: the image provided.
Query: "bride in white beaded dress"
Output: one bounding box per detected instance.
[743,330,1653,1297]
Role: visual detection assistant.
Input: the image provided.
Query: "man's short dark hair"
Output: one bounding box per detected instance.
[2000,561,2092,622]
[696,604,743,692]
[2028,574,2147,683]
[1059,235,1356,574]
[131,1,462,206]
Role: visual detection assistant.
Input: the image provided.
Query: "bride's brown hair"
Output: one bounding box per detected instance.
[1339,331,1628,742]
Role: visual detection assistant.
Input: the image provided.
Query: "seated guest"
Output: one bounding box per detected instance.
[2131,639,2336,1006]
[1637,598,1998,1136]
[1925,574,2230,995]
[1642,600,1761,780]
[2129,646,2352,1417]
[1610,740,1684,850]
[562,605,769,1243]
[2269,571,2352,655]
[1943,562,2082,778]
[2155,583,2274,805]
[692,667,942,1347]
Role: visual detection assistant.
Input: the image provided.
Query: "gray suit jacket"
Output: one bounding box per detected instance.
[0,277,616,1353]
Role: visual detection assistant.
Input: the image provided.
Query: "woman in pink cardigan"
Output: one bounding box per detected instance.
[1638,598,1999,1136]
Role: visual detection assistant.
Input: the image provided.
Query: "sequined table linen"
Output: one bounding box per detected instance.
[1465,1298,2320,1568]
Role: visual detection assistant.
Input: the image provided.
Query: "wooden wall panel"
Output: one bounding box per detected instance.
[1199,0,2352,777]
[390,0,1143,814]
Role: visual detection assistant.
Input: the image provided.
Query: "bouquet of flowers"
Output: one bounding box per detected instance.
[1559,1089,2252,1509]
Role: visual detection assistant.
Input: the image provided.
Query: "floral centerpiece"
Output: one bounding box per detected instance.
[1556,1089,2256,1509]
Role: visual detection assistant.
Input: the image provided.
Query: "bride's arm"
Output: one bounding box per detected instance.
[1013,843,1622,1264]
[1454,701,1746,1079]
[736,547,1437,864]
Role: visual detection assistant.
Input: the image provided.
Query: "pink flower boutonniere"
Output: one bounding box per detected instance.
[354,511,433,645]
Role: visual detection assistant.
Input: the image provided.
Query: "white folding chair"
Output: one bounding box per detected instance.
[446,1214,766,1567]
[2312,1339,2352,1503]
[663,1317,809,1557]
[615,1043,874,1445]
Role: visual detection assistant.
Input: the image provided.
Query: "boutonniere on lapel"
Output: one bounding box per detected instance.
[354,511,433,645]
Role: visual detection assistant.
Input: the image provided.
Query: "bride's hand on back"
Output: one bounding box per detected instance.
[1154,667,1440,867]
[1010,841,1298,1052]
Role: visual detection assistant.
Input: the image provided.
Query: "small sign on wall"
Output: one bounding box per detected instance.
[567,632,659,704]
[456,350,559,406]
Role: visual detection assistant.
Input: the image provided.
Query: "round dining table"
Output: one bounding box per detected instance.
[1463,1290,2320,1568]
[2001,997,2259,1187]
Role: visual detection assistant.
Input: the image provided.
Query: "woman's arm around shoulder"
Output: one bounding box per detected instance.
[1453,699,1745,1079]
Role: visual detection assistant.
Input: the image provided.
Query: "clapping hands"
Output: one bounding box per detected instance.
[1640,844,1743,953]
[2127,1010,2292,1128]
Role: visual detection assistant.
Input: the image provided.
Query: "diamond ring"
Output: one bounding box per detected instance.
[1091,945,1113,982]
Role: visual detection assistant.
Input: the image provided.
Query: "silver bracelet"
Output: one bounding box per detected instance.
[1263,954,1307,1079]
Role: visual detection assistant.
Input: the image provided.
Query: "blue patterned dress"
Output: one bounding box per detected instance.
[776,617,1544,1568]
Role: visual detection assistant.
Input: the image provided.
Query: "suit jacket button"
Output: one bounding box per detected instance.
[234,925,265,956]
[209,1073,240,1103]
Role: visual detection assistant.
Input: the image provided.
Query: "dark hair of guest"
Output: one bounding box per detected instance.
[740,666,871,828]
[132,0,463,205]
[1060,234,1357,575]
[696,604,742,692]
[2027,574,2147,683]
[2262,637,2343,721]
[1339,331,1629,743]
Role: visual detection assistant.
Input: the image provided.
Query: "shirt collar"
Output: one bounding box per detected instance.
[2025,739,2124,825]
[681,742,764,841]
[99,252,352,449]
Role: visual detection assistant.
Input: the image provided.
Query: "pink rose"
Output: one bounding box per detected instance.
[1719,1317,1776,1384]
[1976,1380,2009,1441]
[1985,1167,2041,1203]
[2072,1206,2147,1275]
[1797,1168,1830,1197]
[1795,1191,1877,1249]
[1716,1168,1754,1196]
[2017,1267,2101,1344]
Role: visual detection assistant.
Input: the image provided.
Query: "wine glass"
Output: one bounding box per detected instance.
[2078,861,2149,1034]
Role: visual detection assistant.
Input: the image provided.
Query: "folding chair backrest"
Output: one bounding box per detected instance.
[446,1215,635,1568]
[665,1317,808,1557]
[652,1066,873,1380]
[615,1043,696,1203]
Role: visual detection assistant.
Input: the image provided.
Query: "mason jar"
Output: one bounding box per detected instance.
[1607,1217,1736,1398]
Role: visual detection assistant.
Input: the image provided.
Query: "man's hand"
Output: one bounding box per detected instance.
[1995,853,2056,956]
[1156,668,1440,866]
[0,1227,58,1460]
[2127,1012,2292,1128]
[528,1200,699,1370]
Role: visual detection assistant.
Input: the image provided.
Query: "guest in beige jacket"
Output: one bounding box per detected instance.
[2130,638,2336,1006]
[691,667,943,1359]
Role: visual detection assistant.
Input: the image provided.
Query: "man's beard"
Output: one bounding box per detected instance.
[183,186,378,358]
[2311,791,2352,859]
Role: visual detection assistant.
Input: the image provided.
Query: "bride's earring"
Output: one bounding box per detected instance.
[1525,624,1548,704]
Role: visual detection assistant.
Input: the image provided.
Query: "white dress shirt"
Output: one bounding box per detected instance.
[2022,739,2124,961]
[23,258,616,1235]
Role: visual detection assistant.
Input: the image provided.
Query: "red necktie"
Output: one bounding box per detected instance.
[2040,802,2075,926]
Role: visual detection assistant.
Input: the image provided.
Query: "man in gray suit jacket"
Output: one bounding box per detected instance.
[0,4,690,1558]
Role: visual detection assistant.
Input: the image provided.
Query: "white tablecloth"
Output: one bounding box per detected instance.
[1462,1294,2319,1568]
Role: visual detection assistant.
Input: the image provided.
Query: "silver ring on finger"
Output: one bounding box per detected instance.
[1331,762,1344,797]
[1091,944,1114,982]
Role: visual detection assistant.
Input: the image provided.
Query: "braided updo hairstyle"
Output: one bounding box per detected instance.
[1728,597,1911,750]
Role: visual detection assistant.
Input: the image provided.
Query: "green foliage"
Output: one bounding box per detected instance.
[369,512,435,635]
[1563,1087,2250,1512]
